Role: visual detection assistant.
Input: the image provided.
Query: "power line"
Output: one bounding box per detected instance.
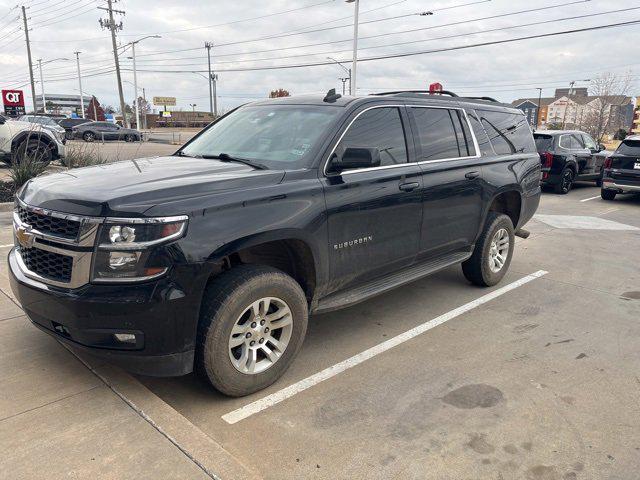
[119,6,640,69]
[124,18,640,74]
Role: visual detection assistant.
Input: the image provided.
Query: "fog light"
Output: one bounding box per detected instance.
[108,251,139,269]
[114,333,136,343]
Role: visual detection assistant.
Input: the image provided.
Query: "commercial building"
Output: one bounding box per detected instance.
[34,93,93,116]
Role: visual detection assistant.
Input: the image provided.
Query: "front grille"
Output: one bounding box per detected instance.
[19,246,73,283]
[16,204,80,240]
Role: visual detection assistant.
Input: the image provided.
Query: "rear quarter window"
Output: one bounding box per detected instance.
[534,134,554,152]
[477,110,536,155]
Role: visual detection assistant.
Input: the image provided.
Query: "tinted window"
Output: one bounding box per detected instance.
[467,110,494,156]
[411,107,469,160]
[534,134,554,152]
[559,134,581,149]
[450,109,476,157]
[181,105,340,169]
[337,107,408,166]
[478,110,536,155]
[581,133,597,150]
[616,140,640,156]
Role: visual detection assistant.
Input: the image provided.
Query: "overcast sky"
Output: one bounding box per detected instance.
[0,0,638,113]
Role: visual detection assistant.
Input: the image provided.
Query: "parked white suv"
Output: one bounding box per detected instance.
[0,113,65,165]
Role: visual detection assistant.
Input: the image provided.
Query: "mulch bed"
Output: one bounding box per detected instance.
[0,181,15,203]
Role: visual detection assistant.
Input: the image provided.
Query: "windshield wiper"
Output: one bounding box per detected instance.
[199,153,268,170]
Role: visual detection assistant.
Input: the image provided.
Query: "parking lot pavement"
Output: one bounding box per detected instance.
[1,186,639,479]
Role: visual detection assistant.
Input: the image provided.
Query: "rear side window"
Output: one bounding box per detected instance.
[467,111,494,156]
[478,110,536,155]
[411,107,475,161]
[534,134,554,152]
[616,140,640,156]
[338,107,408,166]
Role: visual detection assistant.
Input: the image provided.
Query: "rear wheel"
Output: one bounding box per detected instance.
[554,167,574,194]
[462,212,515,287]
[601,189,616,201]
[196,265,308,397]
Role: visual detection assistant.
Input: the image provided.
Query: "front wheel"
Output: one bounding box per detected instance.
[124,134,136,142]
[196,265,308,397]
[83,131,95,142]
[601,189,616,201]
[462,212,515,287]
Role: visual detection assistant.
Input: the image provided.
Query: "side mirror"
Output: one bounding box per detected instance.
[597,144,606,152]
[328,147,381,173]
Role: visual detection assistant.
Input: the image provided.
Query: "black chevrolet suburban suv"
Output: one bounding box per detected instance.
[9,90,540,396]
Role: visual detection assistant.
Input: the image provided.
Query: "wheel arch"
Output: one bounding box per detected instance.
[206,229,321,305]
[485,188,523,230]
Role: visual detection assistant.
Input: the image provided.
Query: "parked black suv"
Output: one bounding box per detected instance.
[601,135,640,200]
[9,90,540,396]
[534,130,606,193]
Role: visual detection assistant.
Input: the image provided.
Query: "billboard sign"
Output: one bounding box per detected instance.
[2,89,26,117]
[153,96,176,106]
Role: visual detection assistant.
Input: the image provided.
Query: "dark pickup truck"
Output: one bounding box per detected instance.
[8,90,541,396]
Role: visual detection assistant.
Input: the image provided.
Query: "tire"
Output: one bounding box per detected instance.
[64,131,73,140]
[14,139,52,165]
[196,265,308,397]
[83,131,95,142]
[554,167,574,194]
[124,134,135,142]
[462,212,515,287]
[601,189,616,201]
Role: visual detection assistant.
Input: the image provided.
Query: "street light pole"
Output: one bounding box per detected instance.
[75,52,85,118]
[125,35,160,130]
[535,87,542,130]
[205,42,214,115]
[346,0,359,95]
[37,59,45,113]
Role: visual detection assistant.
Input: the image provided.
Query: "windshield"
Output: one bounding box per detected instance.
[180,105,340,169]
[533,134,554,152]
[616,139,640,156]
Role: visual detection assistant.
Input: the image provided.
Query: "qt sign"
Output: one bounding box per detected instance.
[2,89,26,117]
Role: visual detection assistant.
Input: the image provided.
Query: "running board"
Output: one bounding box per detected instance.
[314,250,472,314]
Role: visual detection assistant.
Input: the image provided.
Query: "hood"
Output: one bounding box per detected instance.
[19,155,286,216]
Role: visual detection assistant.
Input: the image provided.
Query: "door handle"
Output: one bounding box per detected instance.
[465,171,480,180]
[398,182,420,192]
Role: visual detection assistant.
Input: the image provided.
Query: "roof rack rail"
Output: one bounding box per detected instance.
[462,96,500,103]
[371,90,459,97]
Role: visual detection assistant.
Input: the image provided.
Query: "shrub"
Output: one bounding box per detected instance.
[9,156,48,190]
[62,142,110,168]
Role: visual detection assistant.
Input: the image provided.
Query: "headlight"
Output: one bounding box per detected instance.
[91,215,188,282]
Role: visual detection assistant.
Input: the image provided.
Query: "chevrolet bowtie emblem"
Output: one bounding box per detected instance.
[16,225,35,248]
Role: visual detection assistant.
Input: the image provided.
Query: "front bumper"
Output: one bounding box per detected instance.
[8,248,206,377]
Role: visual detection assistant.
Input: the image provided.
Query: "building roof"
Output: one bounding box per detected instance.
[511,97,554,108]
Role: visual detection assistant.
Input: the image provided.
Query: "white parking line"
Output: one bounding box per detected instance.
[221,270,549,424]
[580,195,601,202]
[0,244,13,248]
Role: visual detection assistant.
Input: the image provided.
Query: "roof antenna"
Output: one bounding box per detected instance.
[323,88,342,103]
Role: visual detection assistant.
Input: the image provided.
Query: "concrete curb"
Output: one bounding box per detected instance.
[0,201,13,212]
[67,349,262,480]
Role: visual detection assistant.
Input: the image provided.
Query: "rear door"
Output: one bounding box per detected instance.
[408,105,483,258]
[581,133,604,175]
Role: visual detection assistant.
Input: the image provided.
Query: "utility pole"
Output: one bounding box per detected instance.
[75,52,85,118]
[346,0,359,95]
[561,81,575,129]
[99,0,127,127]
[131,42,139,129]
[142,87,147,129]
[21,6,37,114]
[535,87,542,130]
[205,42,214,115]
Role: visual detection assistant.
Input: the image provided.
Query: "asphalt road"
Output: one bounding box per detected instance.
[1,182,639,480]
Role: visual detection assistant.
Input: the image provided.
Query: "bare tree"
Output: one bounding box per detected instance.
[582,72,633,142]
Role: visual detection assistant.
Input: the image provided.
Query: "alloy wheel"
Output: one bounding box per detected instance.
[488,228,509,273]
[228,297,293,375]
